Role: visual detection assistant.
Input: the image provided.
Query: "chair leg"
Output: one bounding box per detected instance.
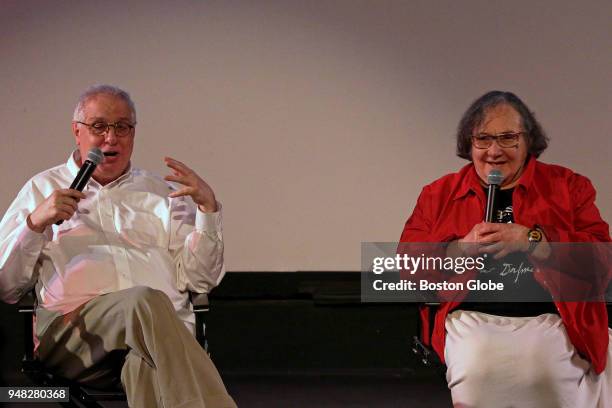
[71,395,105,408]
[195,313,209,354]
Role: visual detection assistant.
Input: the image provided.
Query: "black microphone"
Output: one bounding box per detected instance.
[55,148,103,225]
[484,169,503,223]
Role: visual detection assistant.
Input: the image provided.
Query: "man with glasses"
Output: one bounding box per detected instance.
[0,85,236,407]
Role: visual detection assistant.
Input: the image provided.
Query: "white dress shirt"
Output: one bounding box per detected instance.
[0,151,225,331]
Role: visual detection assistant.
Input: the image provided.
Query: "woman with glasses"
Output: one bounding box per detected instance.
[400,91,611,407]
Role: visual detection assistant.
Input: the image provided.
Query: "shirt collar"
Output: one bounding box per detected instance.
[67,149,133,189]
[66,150,81,179]
[453,163,482,201]
[515,155,536,190]
[452,155,536,201]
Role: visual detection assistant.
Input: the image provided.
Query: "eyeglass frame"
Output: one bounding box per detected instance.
[75,120,136,137]
[471,131,525,149]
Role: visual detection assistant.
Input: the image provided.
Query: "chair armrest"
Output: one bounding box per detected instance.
[188,292,210,352]
[17,291,36,313]
[16,291,37,362]
[189,292,209,312]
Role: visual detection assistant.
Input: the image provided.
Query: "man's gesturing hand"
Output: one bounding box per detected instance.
[164,157,218,213]
[28,189,86,233]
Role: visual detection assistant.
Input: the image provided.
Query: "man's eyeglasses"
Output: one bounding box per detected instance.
[76,121,135,137]
[471,131,524,149]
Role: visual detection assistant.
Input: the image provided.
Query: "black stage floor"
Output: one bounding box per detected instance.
[2,373,452,407]
[225,374,452,407]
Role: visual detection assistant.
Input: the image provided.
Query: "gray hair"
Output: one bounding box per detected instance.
[72,84,137,123]
[456,90,548,160]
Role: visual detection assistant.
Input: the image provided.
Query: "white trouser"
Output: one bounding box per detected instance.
[445,310,611,408]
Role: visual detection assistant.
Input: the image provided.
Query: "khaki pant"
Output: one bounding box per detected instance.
[35,286,237,408]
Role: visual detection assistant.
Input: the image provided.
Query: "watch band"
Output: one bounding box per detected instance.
[527,225,543,254]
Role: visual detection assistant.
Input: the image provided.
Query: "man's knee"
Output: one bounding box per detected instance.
[122,286,174,315]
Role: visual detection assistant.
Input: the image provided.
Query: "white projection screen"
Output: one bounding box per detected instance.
[1,0,610,271]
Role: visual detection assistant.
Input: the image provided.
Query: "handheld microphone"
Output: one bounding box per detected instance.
[484,169,503,223]
[55,148,103,225]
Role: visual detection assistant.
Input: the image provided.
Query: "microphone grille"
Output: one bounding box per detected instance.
[87,148,104,165]
[487,169,503,185]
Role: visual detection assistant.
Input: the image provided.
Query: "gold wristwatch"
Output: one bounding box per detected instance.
[527,225,543,254]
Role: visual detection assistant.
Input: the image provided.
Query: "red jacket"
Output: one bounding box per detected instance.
[400,156,611,373]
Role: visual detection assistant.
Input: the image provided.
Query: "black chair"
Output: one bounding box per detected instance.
[411,302,444,372]
[18,290,210,408]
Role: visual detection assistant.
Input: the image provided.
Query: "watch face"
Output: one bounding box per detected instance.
[528,229,543,242]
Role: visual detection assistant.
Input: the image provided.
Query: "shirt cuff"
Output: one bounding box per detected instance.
[20,219,48,251]
[195,202,222,232]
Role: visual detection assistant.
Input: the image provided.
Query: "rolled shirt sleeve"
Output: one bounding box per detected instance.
[0,181,49,303]
[172,199,225,294]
